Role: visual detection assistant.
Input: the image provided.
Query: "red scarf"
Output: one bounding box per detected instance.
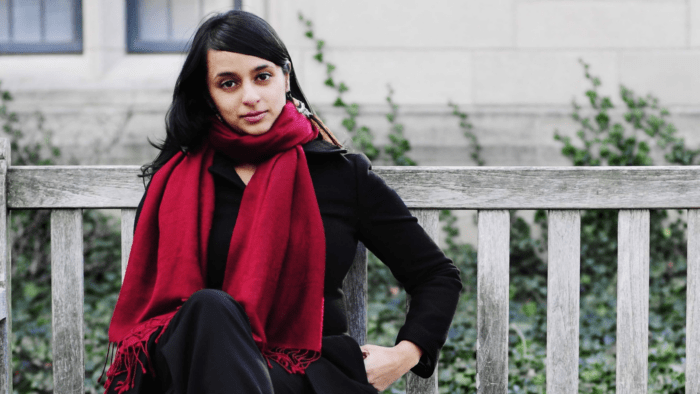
[104,102,326,393]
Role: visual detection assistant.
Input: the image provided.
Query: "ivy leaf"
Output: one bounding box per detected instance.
[346,104,359,117]
[341,118,356,131]
[313,52,323,62]
[324,78,335,87]
[333,97,346,107]
[338,83,348,93]
[326,63,336,74]
[316,40,325,51]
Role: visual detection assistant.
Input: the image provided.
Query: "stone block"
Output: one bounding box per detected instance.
[692,0,700,47]
[620,51,700,105]
[0,56,88,91]
[517,1,686,48]
[301,49,473,105]
[473,51,618,105]
[313,0,513,48]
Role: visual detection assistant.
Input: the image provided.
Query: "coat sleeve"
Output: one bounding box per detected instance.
[352,154,463,378]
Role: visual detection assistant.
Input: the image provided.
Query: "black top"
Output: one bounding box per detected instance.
[135,136,462,382]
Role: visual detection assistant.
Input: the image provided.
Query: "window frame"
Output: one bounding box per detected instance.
[0,0,83,54]
[126,0,242,54]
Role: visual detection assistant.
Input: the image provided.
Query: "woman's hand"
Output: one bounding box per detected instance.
[360,340,423,392]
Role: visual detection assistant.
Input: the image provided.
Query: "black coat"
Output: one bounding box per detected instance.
[132,136,463,393]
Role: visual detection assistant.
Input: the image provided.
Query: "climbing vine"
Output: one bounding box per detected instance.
[449,101,484,166]
[384,85,416,166]
[298,13,379,160]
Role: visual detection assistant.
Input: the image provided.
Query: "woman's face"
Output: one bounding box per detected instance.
[207,50,290,136]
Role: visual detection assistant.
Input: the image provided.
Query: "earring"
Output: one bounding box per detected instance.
[286,91,293,102]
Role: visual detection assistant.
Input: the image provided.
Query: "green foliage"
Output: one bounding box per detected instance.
[510,60,691,393]
[319,52,693,392]
[448,101,484,166]
[384,85,416,167]
[298,12,379,160]
[1,82,122,394]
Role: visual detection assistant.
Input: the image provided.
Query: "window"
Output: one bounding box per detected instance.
[0,0,82,54]
[127,0,242,53]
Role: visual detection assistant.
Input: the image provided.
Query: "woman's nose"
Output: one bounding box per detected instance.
[241,83,261,105]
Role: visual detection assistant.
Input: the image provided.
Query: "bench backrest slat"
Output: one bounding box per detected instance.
[616,210,650,394]
[687,209,700,393]
[0,140,10,394]
[121,209,136,282]
[476,210,510,393]
[342,242,367,347]
[405,209,440,394]
[9,166,700,209]
[546,210,581,393]
[50,209,85,393]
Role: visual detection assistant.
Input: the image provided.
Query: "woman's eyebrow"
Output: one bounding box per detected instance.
[214,65,270,78]
[214,71,238,78]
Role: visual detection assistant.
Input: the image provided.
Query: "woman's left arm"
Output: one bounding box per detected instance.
[353,155,463,388]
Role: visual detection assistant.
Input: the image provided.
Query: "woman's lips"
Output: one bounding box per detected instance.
[242,111,266,124]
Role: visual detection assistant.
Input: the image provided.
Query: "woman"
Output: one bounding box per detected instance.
[104,10,462,394]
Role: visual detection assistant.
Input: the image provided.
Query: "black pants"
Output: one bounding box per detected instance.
[106,289,314,394]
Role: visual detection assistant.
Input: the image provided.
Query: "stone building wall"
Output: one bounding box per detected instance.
[1,0,699,244]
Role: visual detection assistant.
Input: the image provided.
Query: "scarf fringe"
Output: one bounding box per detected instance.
[262,347,321,375]
[101,312,177,394]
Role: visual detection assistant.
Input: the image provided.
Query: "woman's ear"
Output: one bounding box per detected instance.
[282,61,292,92]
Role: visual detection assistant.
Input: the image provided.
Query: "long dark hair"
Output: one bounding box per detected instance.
[142,10,338,178]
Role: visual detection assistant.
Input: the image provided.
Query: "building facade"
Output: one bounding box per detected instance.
[2,0,699,242]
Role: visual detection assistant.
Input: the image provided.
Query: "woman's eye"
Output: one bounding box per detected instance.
[257,73,272,82]
[221,80,236,88]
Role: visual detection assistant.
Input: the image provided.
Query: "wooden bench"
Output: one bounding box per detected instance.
[0,138,698,393]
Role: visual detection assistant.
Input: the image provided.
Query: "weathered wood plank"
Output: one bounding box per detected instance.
[687,209,700,394]
[0,140,11,394]
[406,209,439,394]
[51,209,84,394]
[379,166,700,209]
[477,210,510,394]
[9,166,700,209]
[546,210,580,394]
[121,209,136,282]
[8,166,144,209]
[343,242,367,346]
[616,210,649,394]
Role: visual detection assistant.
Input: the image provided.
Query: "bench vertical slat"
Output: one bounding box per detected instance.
[121,209,136,282]
[687,209,700,393]
[0,139,10,393]
[343,241,367,346]
[546,210,580,393]
[51,209,84,394]
[616,209,649,394]
[477,210,510,394]
[406,209,439,394]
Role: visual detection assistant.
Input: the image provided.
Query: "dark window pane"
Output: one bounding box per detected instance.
[45,0,73,42]
[171,0,199,41]
[0,0,9,42]
[128,0,240,53]
[138,0,168,41]
[12,0,41,43]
